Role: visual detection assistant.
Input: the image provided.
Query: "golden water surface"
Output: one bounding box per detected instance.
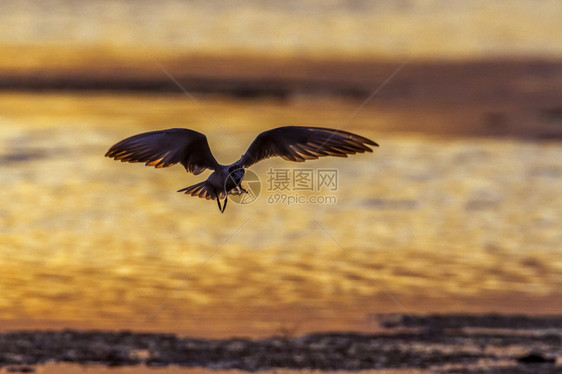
[0,93,560,337]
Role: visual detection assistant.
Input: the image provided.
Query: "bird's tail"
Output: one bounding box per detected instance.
[178,181,223,200]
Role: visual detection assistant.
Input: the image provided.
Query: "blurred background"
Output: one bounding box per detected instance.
[0,0,561,338]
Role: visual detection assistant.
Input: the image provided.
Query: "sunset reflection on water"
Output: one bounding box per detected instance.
[1,92,560,337]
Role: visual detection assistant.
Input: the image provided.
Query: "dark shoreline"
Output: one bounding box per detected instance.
[1,58,560,103]
[1,314,560,373]
[2,57,561,141]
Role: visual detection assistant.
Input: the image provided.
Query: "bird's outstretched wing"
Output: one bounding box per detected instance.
[240,126,378,168]
[105,128,219,175]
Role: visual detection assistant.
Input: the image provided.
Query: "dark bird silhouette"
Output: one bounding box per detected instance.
[105,126,378,212]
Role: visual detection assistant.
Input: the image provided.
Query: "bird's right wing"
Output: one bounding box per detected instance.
[240,126,378,168]
[105,128,219,175]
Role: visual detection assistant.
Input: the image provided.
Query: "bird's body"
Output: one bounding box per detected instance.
[176,164,247,212]
[106,126,378,212]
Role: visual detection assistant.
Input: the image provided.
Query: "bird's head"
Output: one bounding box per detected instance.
[226,166,245,188]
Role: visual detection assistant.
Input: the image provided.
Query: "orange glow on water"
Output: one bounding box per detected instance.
[0,92,560,337]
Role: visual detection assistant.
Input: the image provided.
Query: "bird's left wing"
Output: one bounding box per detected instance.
[105,128,219,175]
[240,126,378,168]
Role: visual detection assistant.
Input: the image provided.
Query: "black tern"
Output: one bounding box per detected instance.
[106,126,378,212]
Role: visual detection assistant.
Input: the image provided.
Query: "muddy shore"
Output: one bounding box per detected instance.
[0,314,560,373]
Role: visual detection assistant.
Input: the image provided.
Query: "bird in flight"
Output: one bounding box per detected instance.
[106,126,378,212]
